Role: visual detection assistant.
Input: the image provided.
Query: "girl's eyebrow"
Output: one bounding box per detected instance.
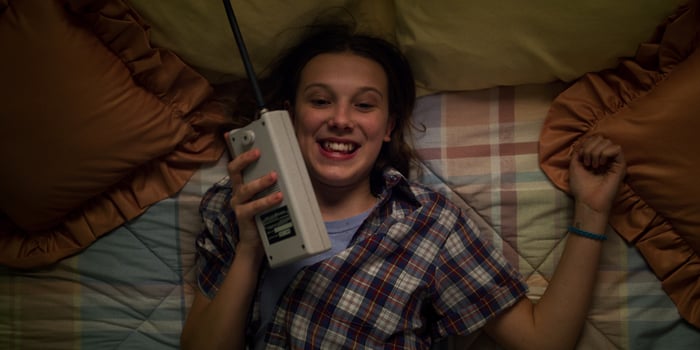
[302,83,384,98]
[302,83,331,93]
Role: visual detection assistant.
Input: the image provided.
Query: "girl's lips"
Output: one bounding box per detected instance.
[321,140,357,153]
[317,139,360,158]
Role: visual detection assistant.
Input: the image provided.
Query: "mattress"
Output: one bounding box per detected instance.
[2,82,698,349]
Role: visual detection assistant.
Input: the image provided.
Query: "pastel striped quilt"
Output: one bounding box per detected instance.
[2,82,698,349]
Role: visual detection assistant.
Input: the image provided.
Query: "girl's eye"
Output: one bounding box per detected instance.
[311,98,330,107]
[355,102,375,111]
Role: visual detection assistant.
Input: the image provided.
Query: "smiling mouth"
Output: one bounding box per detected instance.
[321,141,358,154]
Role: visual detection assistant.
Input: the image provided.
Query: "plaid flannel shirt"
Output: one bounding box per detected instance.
[195,168,527,349]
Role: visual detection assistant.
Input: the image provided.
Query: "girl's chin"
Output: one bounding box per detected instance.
[311,169,369,189]
[314,173,355,186]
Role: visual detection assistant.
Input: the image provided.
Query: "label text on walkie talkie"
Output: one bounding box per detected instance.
[261,206,295,244]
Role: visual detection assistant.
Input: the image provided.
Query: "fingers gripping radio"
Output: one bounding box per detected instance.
[227,110,330,267]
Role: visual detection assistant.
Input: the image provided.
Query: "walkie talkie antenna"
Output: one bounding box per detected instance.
[222,0,267,114]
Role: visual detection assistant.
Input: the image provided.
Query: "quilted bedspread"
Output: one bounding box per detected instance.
[2,82,698,349]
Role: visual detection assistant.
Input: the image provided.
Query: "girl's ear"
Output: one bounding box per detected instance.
[284,101,294,120]
[384,117,396,142]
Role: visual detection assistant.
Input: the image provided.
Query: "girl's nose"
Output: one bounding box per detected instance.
[327,105,354,130]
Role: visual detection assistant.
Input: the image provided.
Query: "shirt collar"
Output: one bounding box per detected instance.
[376,167,419,207]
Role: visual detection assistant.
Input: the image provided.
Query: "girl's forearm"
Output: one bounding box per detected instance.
[529,201,608,349]
[181,245,264,350]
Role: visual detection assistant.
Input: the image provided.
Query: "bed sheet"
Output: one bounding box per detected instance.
[2,82,699,349]
[0,157,228,349]
[413,84,700,349]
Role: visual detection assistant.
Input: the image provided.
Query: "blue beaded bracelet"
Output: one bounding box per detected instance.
[567,226,607,241]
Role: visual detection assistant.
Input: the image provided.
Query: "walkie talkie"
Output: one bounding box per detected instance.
[221,1,330,268]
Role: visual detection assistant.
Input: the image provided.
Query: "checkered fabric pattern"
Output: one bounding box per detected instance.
[196,169,527,349]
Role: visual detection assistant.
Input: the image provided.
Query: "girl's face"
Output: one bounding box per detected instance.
[292,52,393,193]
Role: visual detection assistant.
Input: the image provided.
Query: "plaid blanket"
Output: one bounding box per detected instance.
[2,82,698,349]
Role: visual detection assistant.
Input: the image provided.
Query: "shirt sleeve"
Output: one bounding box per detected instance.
[195,177,237,299]
[431,210,528,338]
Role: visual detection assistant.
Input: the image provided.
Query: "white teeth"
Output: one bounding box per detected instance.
[323,141,356,153]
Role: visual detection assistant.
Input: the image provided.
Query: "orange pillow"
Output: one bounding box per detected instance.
[0,0,230,268]
[539,1,700,328]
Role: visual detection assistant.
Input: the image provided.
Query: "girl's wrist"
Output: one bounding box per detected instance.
[572,200,609,235]
[236,241,265,266]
